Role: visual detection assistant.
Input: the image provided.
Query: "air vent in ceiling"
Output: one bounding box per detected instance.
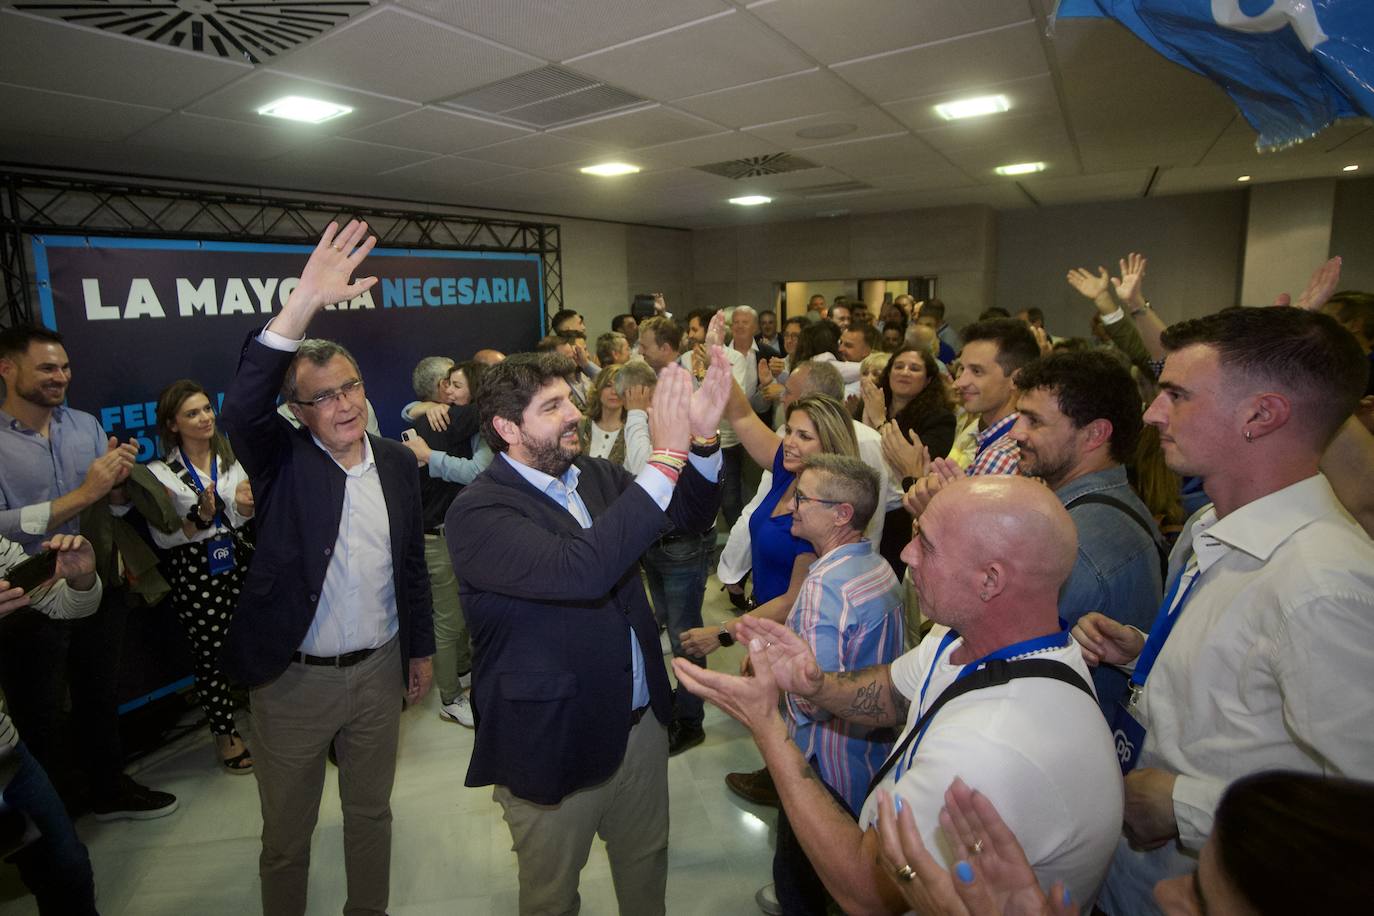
[445,66,646,128]
[800,180,875,198]
[694,154,820,180]
[13,0,371,64]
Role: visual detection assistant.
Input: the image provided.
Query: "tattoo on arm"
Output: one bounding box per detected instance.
[833,665,907,727]
[841,682,886,724]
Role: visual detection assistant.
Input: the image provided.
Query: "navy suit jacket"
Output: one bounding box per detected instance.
[447,452,719,805]
[218,334,434,688]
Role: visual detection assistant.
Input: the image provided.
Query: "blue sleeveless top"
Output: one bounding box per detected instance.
[748,447,814,604]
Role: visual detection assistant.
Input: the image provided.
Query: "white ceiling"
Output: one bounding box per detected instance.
[0,0,1369,229]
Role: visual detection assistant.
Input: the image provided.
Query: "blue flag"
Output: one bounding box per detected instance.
[1057,0,1374,151]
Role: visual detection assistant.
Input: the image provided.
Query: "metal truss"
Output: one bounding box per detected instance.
[0,171,564,327]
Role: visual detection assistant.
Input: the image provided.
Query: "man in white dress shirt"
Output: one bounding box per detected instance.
[1073,306,1374,916]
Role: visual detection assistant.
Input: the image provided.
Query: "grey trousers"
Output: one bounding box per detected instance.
[494,714,669,916]
[424,532,472,704]
[251,637,401,916]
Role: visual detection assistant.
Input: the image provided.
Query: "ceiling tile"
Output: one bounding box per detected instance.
[461,132,619,169]
[743,106,909,149]
[344,108,531,154]
[673,69,866,127]
[552,106,722,149]
[1019,169,1154,205]
[125,112,316,160]
[0,10,250,108]
[800,134,952,179]
[833,21,1048,103]
[1196,117,1373,166]
[886,74,1061,134]
[397,0,729,61]
[186,70,418,133]
[381,155,527,187]
[917,108,1069,156]
[272,138,439,175]
[632,132,786,169]
[943,130,1078,177]
[747,0,1031,65]
[566,10,812,101]
[270,7,541,104]
[0,84,168,143]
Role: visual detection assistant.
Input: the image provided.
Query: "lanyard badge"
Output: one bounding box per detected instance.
[182,449,235,576]
[1112,561,1200,775]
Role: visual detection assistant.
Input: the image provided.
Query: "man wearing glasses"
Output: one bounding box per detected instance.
[756,453,905,914]
[219,220,434,916]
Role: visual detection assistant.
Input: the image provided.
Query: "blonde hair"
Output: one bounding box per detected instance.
[786,394,859,458]
[584,364,623,422]
[860,351,892,378]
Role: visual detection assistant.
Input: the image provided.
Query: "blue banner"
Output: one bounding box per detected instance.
[1057,0,1374,150]
[32,235,545,453]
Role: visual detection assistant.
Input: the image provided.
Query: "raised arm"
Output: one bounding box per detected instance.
[723,373,782,468]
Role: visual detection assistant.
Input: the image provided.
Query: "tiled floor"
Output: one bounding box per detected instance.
[0,580,779,916]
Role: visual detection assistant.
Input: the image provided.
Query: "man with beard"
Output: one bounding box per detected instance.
[0,324,177,820]
[1008,350,1164,718]
[447,346,731,915]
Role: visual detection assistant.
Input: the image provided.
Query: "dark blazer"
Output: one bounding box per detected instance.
[447,452,720,805]
[218,333,434,688]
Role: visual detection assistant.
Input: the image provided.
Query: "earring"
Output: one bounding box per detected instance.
[979,591,989,601]
[1244,429,1254,443]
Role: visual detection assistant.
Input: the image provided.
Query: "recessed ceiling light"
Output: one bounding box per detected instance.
[729,195,772,206]
[580,162,641,177]
[994,161,1045,176]
[935,95,1011,121]
[795,122,858,140]
[256,96,352,124]
[1237,175,1252,182]
[1342,164,1359,172]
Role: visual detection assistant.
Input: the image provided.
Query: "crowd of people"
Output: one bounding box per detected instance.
[0,219,1371,916]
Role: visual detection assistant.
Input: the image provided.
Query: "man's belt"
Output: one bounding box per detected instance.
[292,646,379,668]
[630,704,650,726]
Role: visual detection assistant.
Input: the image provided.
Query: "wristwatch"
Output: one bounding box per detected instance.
[717,624,735,648]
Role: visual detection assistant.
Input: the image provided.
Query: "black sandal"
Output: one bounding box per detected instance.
[221,736,254,774]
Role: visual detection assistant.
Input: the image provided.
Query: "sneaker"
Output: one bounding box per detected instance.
[439,692,475,728]
[755,883,782,916]
[724,767,779,807]
[90,776,178,822]
[667,720,705,756]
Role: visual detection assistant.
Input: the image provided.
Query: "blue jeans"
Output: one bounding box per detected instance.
[641,532,714,727]
[2,741,98,915]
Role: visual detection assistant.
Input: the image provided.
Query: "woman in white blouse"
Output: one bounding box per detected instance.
[147,379,255,773]
[577,360,654,473]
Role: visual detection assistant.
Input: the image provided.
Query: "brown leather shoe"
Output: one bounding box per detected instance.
[724,767,779,807]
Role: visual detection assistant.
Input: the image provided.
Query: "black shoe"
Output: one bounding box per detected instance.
[721,582,755,613]
[667,721,705,756]
[90,776,178,822]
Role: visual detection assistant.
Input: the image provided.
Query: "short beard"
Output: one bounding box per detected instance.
[17,379,66,408]
[522,422,579,477]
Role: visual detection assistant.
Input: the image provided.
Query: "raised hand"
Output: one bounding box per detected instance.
[860,376,887,427]
[652,292,667,314]
[623,383,653,412]
[1065,266,1110,303]
[45,533,96,589]
[1112,252,1148,311]
[704,309,727,349]
[1284,255,1342,312]
[757,357,775,387]
[234,479,255,517]
[1030,324,1052,356]
[671,636,784,735]
[649,362,692,453]
[402,434,431,467]
[1071,611,1145,667]
[82,436,137,500]
[881,421,929,480]
[689,346,732,438]
[276,220,378,337]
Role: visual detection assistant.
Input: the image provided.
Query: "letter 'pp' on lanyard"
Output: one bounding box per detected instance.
[182,448,235,576]
[1111,558,1201,775]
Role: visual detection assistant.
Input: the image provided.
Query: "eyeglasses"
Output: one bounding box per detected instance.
[295,378,365,409]
[793,488,844,509]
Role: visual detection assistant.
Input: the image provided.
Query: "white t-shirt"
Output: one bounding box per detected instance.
[858,625,1122,906]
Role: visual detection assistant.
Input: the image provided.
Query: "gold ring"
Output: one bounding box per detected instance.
[972,839,984,855]
[330,244,342,251]
[895,865,915,882]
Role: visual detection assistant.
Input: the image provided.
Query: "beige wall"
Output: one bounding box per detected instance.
[1240,179,1336,307]
[996,191,1247,339]
[692,205,998,334]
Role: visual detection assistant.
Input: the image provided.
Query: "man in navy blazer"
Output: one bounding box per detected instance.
[447,346,730,915]
[219,220,434,916]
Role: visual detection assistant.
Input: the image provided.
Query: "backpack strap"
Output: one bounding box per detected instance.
[1064,492,1170,579]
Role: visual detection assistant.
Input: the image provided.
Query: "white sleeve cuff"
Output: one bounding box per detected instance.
[19,503,51,536]
[1101,307,1126,325]
[259,326,305,351]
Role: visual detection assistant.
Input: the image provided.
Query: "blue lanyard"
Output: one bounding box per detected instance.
[181,448,224,529]
[1128,557,1201,690]
[973,415,1014,461]
[894,625,1072,783]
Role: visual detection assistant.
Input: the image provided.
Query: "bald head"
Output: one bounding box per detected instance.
[473,349,506,366]
[906,476,1076,639]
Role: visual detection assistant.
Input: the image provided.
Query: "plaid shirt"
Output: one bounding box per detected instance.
[966,412,1021,477]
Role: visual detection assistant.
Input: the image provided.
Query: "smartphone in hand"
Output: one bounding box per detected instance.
[401,429,417,442]
[5,549,57,593]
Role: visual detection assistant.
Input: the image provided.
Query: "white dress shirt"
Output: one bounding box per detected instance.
[1101,474,1374,913]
